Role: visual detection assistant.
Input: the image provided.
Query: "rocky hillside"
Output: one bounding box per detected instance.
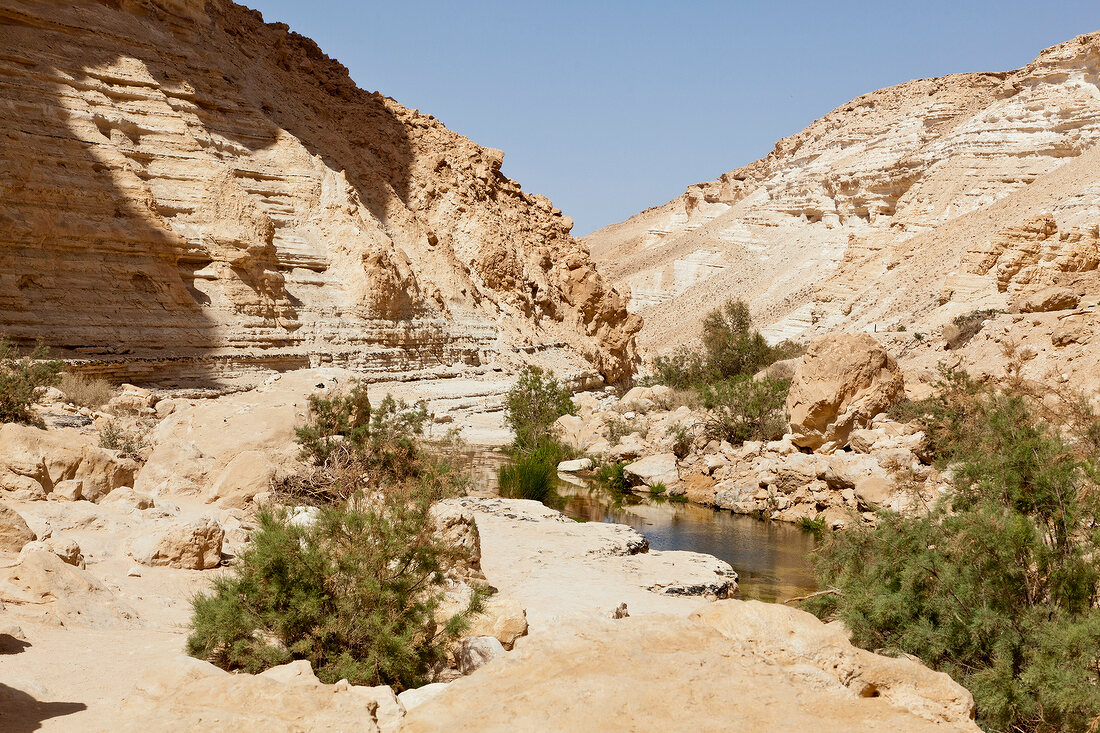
[0,0,639,386]
[586,30,1100,386]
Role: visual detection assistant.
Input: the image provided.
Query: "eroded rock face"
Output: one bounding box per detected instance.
[128,517,224,570]
[0,424,135,501]
[586,31,1100,379]
[401,605,978,732]
[0,502,35,553]
[786,334,904,451]
[114,657,401,732]
[0,0,639,386]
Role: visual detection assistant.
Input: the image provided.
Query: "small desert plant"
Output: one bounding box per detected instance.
[649,482,667,495]
[670,423,694,459]
[796,515,827,538]
[912,332,925,342]
[946,309,1001,350]
[0,337,63,426]
[59,372,114,409]
[651,299,801,389]
[594,459,630,493]
[497,443,562,506]
[504,366,576,450]
[187,486,482,691]
[604,414,632,445]
[699,376,789,445]
[98,420,143,454]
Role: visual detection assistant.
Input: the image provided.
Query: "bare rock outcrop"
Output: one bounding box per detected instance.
[127,517,224,570]
[786,334,904,452]
[0,0,639,386]
[402,605,978,732]
[0,424,135,501]
[586,31,1100,389]
[114,657,402,732]
[0,502,35,553]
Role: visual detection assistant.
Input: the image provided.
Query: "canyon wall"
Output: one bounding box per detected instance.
[586,31,1100,376]
[0,0,640,386]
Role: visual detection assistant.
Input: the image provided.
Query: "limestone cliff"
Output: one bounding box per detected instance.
[586,31,1100,377]
[0,0,640,386]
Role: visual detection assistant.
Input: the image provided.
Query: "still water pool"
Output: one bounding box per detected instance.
[467,451,819,603]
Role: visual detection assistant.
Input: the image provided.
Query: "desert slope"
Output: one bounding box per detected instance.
[0,0,640,386]
[586,31,1100,364]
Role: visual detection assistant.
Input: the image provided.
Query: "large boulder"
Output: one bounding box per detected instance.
[128,518,224,570]
[400,604,977,732]
[1012,286,1080,313]
[114,656,402,732]
[206,450,277,508]
[785,334,904,451]
[622,453,679,488]
[0,502,35,553]
[0,549,139,627]
[0,423,134,501]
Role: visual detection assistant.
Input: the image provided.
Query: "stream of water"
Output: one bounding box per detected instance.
[466,451,819,603]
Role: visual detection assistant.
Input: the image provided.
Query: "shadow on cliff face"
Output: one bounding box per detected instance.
[0,0,421,386]
[0,3,222,380]
[0,683,87,732]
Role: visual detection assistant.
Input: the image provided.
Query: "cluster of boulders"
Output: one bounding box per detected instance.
[556,333,944,528]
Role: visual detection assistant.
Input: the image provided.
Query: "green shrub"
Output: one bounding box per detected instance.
[670,424,693,458]
[947,309,1001,350]
[0,337,62,426]
[806,374,1100,732]
[650,299,802,389]
[187,485,481,691]
[98,420,143,455]
[59,372,114,409]
[649,482,667,495]
[699,376,789,445]
[594,458,630,493]
[504,366,576,450]
[497,442,566,506]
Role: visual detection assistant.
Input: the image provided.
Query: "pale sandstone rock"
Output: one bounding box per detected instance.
[456,636,505,675]
[0,424,134,502]
[114,656,396,732]
[207,450,276,508]
[0,502,35,553]
[786,334,904,451]
[556,457,593,472]
[403,606,978,732]
[100,487,155,510]
[0,0,639,386]
[0,550,139,627]
[258,659,321,685]
[128,517,224,570]
[398,682,451,713]
[23,536,86,569]
[623,453,679,487]
[465,596,528,650]
[52,478,83,502]
[1012,286,1081,313]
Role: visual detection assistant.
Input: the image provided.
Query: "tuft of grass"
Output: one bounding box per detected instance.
[594,459,630,493]
[649,482,667,495]
[796,515,827,538]
[59,372,114,409]
[497,442,563,506]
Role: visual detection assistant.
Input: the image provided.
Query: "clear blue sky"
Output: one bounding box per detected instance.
[244,1,1100,235]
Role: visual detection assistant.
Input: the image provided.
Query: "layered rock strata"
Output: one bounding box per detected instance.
[586,30,1100,381]
[0,0,639,386]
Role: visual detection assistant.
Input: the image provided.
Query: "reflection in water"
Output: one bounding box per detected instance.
[464,450,819,603]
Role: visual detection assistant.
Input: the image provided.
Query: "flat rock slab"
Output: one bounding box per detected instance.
[443,497,737,626]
